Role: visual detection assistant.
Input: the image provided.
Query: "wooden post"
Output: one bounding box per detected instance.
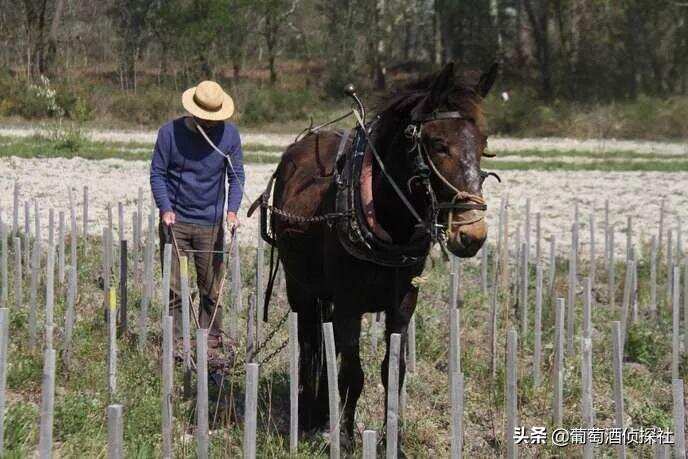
[581,336,594,459]
[589,214,596,285]
[553,298,564,427]
[64,261,76,367]
[83,186,89,241]
[620,260,633,350]
[137,187,143,250]
[500,197,510,293]
[28,241,39,351]
[0,308,8,455]
[13,237,21,309]
[23,201,30,277]
[480,245,488,296]
[489,248,500,379]
[70,194,77,280]
[567,225,577,355]
[38,348,56,459]
[132,212,138,258]
[117,202,124,244]
[162,315,173,458]
[119,240,128,335]
[672,379,686,458]
[196,329,209,459]
[244,363,259,459]
[0,226,7,308]
[12,236,24,309]
[611,321,626,459]
[180,257,192,398]
[608,228,615,308]
[668,230,674,307]
[533,263,543,386]
[651,236,658,321]
[520,243,528,338]
[107,404,123,459]
[108,288,117,399]
[631,254,638,323]
[12,182,19,236]
[407,314,416,373]
[387,333,401,459]
[47,209,54,255]
[673,267,681,381]
[247,294,255,363]
[256,234,264,340]
[548,236,556,300]
[449,266,460,384]
[102,228,110,321]
[362,430,377,459]
[323,322,340,459]
[289,312,299,453]
[450,371,464,458]
[161,244,172,318]
[525,198,531,267]
[684,262,688,357]
[45,245,55,350]
[583,278,592,339]
[535,212,542,263]
[34,200,41,260]
[658,198,665,259]
[626,216,632,262]
[604,199,610,269]
[57,212,65,285]
[371,313,379,355]
[505,327,518,459]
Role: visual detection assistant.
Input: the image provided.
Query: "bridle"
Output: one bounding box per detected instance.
[403,110,498,241]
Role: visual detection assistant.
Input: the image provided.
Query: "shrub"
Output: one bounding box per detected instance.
[108,88,177,125]
[240,87,314,124]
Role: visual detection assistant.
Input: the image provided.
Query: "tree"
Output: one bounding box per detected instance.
[257,0,299,84]
[110,0,153,91]
[523,0,553,99]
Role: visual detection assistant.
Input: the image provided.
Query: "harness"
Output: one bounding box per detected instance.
[251,109,497,268]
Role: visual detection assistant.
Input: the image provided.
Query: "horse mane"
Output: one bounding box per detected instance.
[374,70,486,133]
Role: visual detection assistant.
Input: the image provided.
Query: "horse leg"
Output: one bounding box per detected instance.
[287,284,330,433]
[381,287,417,458]
[334,314,363,451]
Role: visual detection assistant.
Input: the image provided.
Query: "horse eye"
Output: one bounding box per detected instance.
[428,139,448,154]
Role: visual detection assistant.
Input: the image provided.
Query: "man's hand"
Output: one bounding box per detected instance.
[227,211,240,233]
[161,210,176,226]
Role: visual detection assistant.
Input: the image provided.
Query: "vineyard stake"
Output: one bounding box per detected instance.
[505,327,518,459]
[107,404,123,459]
[533,263,543,386]
[244,362,259,459]
[162,315,173,458]
[553,299,564,427]
[323,322,340,458]
[612,321,626,459]
[196,328,209,459]
[38,348,56,459]
[387,333,401,459]
[450,371,464,458]
[672,378,686,458]
[289,312,299,453]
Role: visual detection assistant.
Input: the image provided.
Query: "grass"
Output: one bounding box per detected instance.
[0,225,683,456]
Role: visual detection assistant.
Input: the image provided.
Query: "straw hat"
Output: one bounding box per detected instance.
[182,80,235,121]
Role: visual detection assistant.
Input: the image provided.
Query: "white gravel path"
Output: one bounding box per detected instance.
[1,125,687,155]
[0,157,686,260]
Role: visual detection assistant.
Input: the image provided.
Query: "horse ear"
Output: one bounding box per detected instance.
[417,62,455,113]
[477,62,499,98]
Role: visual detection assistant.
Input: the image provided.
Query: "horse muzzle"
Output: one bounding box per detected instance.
[445,210,487,258]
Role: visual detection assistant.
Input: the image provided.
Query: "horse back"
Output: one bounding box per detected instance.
[272,130,344,237]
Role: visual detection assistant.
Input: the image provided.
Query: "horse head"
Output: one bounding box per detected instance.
[406,62,497,258]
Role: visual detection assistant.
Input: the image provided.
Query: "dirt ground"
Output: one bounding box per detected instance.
[0,156,685,260]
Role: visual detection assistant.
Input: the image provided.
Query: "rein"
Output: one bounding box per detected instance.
[403,111,489,242]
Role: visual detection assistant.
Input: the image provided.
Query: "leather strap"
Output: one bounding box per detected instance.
[411,111,469,123]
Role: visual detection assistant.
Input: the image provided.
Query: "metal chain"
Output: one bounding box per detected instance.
[263,202,353,224]
[252,309,291,363]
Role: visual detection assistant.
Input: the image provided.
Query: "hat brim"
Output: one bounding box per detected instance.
[182,86,235,121]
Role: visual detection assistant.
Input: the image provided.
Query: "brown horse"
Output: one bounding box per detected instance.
[263,62,497,452]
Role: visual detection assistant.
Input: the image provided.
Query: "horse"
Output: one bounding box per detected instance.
[254,62,497,452]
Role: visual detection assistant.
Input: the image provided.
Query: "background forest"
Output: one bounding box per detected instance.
[0,0,687,139]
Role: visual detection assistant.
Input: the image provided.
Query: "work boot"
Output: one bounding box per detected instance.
[207,334,237,370]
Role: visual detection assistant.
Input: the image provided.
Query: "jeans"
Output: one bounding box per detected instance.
[159,220,225,343]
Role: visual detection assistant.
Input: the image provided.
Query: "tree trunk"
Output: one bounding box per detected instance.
[44,0,64,76]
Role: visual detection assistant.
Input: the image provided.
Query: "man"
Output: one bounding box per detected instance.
[150,80,244,360]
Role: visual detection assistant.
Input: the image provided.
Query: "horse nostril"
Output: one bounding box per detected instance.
[460,232,474,248]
